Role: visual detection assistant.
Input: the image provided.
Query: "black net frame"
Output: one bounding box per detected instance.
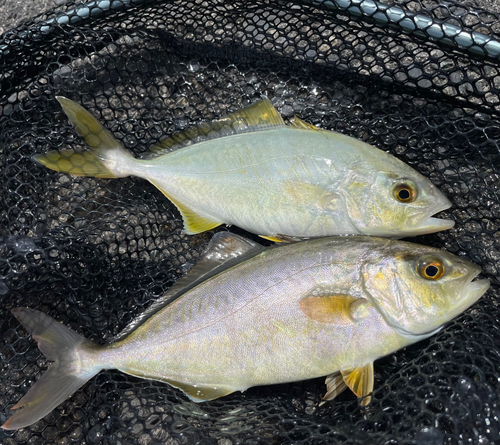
[0,0,500,444]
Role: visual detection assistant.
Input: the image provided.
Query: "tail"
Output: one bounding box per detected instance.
[33,96,135,178]
[2,308,101,430]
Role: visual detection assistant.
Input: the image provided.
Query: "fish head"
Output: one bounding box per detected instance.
[361,243,489,338]
[343,169,455,237]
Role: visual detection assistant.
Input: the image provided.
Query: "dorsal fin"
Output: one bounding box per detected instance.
[144,98,285,158]
[111,232,265,342]
[288,115,319,131]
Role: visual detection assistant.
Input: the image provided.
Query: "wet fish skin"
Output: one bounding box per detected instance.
[34,97,455,238]
[2,234,488,430]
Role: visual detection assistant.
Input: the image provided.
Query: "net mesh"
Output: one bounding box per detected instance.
[1,0,500,443]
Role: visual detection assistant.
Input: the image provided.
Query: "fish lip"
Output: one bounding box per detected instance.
[411,196,455,234]
[418,216,456,232]
[459,269,490,309]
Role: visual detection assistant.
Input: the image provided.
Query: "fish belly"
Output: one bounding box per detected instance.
[134,128,367,236]
[104,238,407,390]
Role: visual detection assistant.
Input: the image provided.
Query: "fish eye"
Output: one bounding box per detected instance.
[418,258,445,280]
[393,181,417,203]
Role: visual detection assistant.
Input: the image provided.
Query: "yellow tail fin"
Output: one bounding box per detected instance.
[34,97,133,178]
[34,149,118,178]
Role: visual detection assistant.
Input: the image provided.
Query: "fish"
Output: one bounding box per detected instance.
[2,232,489,430]
[33,97,455,240]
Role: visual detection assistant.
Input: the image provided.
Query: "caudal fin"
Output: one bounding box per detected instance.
[2,308,100,430]
[33,96,134,178]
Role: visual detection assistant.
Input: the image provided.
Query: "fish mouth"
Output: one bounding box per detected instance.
[459,269,490,310]
[418,216,456,232]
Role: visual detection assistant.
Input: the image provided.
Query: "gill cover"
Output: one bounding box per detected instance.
[361,256,444,338]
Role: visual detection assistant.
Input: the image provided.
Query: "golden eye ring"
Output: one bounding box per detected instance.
[394,183,417,203]
[418,260,445,280]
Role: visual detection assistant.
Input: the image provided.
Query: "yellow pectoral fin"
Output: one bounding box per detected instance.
[281,180,340,211]
[148,181,222,235]
[299,295,358,324]
[341,363,374,406]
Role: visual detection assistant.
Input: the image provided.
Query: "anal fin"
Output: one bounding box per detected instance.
[340,363,374,406]
[119,368,237,402]
[149,180,222,235]
[165,379,238,402]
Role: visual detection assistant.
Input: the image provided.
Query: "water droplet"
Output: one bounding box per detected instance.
[416,427,445,445]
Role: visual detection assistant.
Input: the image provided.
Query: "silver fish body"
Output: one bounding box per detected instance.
[34,98,454,238]
[2,234,489,430]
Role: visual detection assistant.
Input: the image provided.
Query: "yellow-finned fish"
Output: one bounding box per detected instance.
[2,233,488,430]
[34,97,454,240]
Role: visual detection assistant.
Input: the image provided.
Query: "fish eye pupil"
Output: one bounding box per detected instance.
[398,189,411,200]
[419,259,445,280]
[393,182,416,203]
[425,265,439,277]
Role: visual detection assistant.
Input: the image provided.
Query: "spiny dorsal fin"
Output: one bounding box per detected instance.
[111,233,265,342]
[145,98,285,158]
[341,363,374,406]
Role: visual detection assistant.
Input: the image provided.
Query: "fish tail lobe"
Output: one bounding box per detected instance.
[33,96,135,178]
[2,308,102,430]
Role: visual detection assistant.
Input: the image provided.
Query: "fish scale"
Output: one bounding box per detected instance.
[1,233,489,430]
[33,97,455,239]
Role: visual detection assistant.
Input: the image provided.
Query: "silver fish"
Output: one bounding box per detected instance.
[34,97,454,240]
[2,233,488,430]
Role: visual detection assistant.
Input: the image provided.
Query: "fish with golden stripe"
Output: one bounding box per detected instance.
[2,233,488,430]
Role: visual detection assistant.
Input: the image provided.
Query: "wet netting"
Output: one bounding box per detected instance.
[1,0,500,443]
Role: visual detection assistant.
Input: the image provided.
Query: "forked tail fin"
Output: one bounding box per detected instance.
[33,96,135,178]
[2,308,101,430]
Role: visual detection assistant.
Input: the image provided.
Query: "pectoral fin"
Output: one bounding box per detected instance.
[299,295,359,324]
[281,181,339,210]
[340,363,374,406]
